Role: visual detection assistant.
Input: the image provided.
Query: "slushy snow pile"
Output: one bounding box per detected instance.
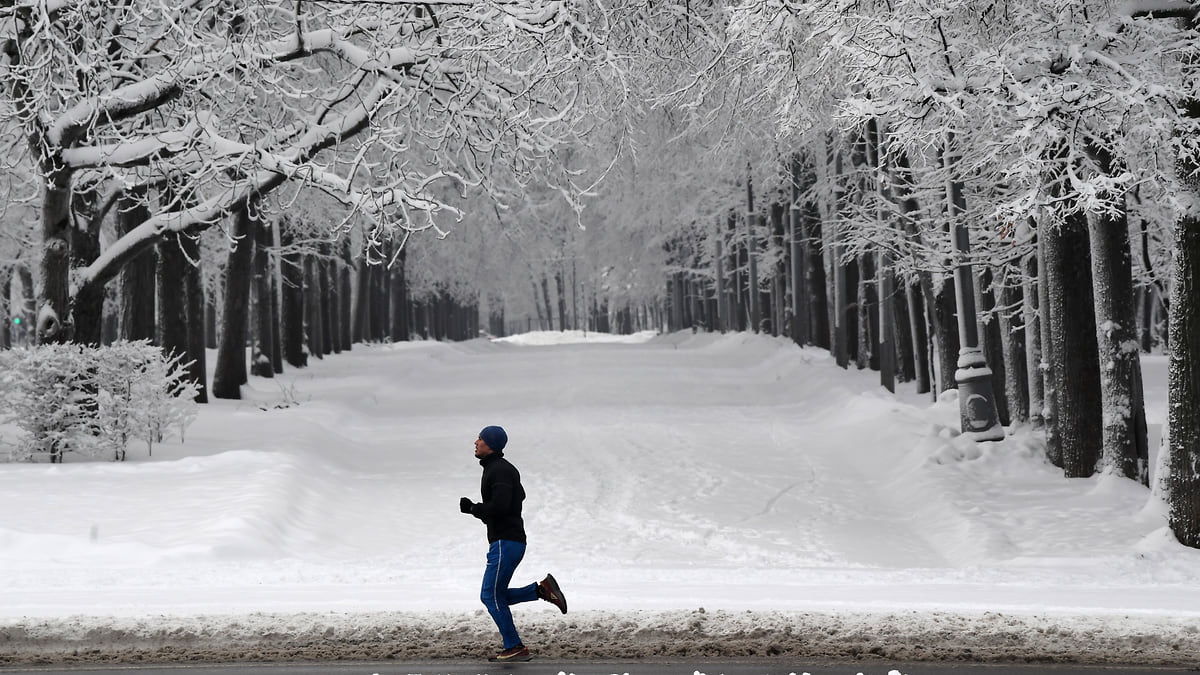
[2,331,1199,668]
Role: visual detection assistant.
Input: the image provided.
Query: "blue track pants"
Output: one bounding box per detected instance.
[480,539,539,649]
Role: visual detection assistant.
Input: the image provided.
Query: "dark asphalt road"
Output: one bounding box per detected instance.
[1,661,1197,675]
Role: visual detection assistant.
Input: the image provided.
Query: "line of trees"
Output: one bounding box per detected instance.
[632,0,1198,548]
[659,148,1155,477]
[0,0,613,345]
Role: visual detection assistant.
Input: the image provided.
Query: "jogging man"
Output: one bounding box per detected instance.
[460,424,568,662]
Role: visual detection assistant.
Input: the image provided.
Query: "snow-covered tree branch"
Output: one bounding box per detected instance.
[0,0,617,342]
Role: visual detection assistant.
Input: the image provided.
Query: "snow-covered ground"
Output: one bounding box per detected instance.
[2,330,1199,667]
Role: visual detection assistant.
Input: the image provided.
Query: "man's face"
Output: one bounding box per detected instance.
[474,436,493,459]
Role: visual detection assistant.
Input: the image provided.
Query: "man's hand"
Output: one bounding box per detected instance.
[460,497,475,514]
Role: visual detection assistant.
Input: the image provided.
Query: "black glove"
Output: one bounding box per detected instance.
[460,497,474,514]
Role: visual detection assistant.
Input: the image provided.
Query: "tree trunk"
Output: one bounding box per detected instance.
[788,156,812,345]
[771,273,782,337]
[865,117,892,387]
[0,268,10,349]
[878,257,896,392]
[251,218,275,378]
[715,221,727,333]
[1090,212,1149,484]
[770,203,786,337]
[390,246,409,341]
[117,190,156,343]
[891,148,929,390]
[747,216,761,334]
[16,266,34,343]
[157,182,193,367]
[368,245,386,342]
[306,253,324,358]
[340,239,353,351]
[180,230,208,403]
[669,273,683,332]
[157,234,190,362]
[996,266,1028,425]
[925,273,960,395]
[894,285,914,382]
[69,196,105,347]
[1137,216,1170,350]
[831,245,845,362]
[857,252,876,371]
[353,253,370,343]
[729,212,745,331]
[319,246,334,355]
[826,141,850,364]
[1139,285,1156,353]
[689,275,704,332]
[832,241,851,369]
[410,299,424,339]
[327,247,343,355]
[1038,230,1061,463]
[280,222,308,368]
[270,224,285,372]
[1022,246,1045,428]
[556,269,568,332]
[530,279,545,330]
[36,168,73,344]
[205,291,217,349]
[1044,212,1103,477]
[540,275,554,330]
[489,294,505,337]
[433,294,447,339]
[977,267,1010,426]
[1166,220,1200,547]
[805,208,830,350]
[212,204,257,399]
[906,277,931,394]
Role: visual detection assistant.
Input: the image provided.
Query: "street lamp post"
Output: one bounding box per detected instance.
[944,134,1005,441]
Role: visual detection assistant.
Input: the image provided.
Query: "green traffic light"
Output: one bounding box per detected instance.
[11,317,19,325]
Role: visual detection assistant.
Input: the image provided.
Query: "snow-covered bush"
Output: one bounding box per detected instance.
[0,341,198,462]
[91,341,200,460]
[0,344,96,461]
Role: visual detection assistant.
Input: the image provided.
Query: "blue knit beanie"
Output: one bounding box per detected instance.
[479,425,508,452]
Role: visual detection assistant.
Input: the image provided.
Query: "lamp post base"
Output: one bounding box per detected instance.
[955,348,1005,442]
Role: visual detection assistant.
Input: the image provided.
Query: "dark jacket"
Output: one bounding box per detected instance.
[470,452,527,544]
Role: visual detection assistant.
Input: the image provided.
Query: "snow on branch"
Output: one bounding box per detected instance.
[72,75,397,291]
[43,23,431,148]
[0,0,73,19]
[1124,0,1200,20]
[192,107,466,222]
[60,119,203,168]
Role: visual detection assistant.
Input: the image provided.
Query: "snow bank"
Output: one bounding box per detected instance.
[3,609,1198,666]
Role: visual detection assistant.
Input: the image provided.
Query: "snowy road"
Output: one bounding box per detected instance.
[0,661,1195,675]
[2,331,1200,665]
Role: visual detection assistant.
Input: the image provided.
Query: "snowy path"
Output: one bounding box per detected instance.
[2,331,1199,665]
